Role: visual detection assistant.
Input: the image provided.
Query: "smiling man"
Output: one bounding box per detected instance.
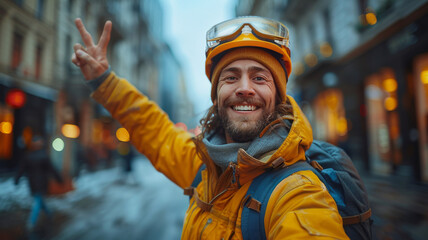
[72,16,350,239]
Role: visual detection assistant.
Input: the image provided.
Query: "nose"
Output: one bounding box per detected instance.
[235,76,255,97]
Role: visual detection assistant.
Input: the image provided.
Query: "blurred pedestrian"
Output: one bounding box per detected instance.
[15,135,63,230]
[117,141,136,184]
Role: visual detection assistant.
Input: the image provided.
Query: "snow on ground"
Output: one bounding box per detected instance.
[0,156,189,240]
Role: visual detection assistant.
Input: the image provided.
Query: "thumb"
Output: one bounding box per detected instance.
[75,50,103,80]
[76,50,96,66]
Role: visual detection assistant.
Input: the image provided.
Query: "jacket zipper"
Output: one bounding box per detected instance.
[230,162,241,188]
[209,188,230,204]
[210,162,240,204]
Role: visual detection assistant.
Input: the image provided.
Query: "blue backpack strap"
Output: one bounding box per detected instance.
[241,160,315,240]
[185,164,207,199]
[191,164,206,188]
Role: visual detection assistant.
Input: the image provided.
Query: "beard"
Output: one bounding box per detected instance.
[219,97,275,143]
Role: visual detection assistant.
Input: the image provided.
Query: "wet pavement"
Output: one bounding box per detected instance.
[360,171,428,240]
[1,157,428,239]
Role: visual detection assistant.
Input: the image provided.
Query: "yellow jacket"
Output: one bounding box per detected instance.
[91,72,349,239]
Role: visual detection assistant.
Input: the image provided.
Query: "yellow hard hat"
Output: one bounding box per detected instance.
[205,16,292,81]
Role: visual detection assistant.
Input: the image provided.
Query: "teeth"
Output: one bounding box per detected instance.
[233,105,256,111]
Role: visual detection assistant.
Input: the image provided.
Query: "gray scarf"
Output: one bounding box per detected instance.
[202,125,289,170]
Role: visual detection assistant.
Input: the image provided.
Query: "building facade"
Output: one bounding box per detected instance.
[0,0,58,171]
[0,0,194,174]
[236,0,428,182]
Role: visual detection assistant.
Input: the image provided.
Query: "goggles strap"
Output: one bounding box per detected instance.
[209,47,288,82]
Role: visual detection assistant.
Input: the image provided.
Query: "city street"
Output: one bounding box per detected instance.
[362,171,428,240]
[0,157,188,240]
[1,156,428,240]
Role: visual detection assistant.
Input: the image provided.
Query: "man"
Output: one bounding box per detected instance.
[72,16,349,239]
[15,135,63,230]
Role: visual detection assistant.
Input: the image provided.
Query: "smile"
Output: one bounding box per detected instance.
[232,105,258,111]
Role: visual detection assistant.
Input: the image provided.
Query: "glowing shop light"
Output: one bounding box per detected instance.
[365,12,377,25]
[383,78,397,92]
[0,121,13,134]
[384,97,397,111]
[52,138,65,152]
[116,127,130,142]
[61,124,80,138]
[421,70,428,84]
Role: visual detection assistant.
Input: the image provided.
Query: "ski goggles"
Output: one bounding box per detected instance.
[206,16,290,53]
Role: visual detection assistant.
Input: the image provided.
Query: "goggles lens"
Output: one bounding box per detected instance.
[206,16,289,51]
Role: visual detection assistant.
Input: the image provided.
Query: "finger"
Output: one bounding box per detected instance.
[73,43,86,53]
[76,49,95,65]
[73,44,86,66]
[75,18,94,47]
[71,53,81,67]
[98,20,112,50]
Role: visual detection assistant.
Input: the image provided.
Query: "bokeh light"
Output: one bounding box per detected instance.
[421,70,428,84]
[384,97,398,111]
[304,53,318,67]
[52,138,65,152]
[366,12,377,25]
[320,42,333,58]
[337,117,348,136]
[61,124,80,138]
[0,121,12,134]
[383,78,398,92]
[116,127,130,142]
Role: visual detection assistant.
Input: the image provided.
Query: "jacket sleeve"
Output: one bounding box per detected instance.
[264,170,349,239]
[91,72,202,188]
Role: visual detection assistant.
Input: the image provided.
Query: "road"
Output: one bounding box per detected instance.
[0,157,188,240]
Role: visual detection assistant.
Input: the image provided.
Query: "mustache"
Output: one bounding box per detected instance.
[223,96,264,107]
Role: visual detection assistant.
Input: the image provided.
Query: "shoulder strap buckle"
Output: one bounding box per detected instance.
[309,160,323,171]
[183,187,194,196]
[244,196,262,213]
[271,157,285,169]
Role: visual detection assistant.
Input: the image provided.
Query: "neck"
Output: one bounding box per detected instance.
[225,133,234,143]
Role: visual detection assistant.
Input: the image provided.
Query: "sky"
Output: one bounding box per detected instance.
[160,0,237,122]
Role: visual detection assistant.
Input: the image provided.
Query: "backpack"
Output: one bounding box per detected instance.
[190,140,372,239]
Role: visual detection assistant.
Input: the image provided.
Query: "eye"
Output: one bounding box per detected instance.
[221,76,238,82]
[253,76,267,82]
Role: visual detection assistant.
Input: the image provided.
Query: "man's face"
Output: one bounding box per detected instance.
[217,59,277,143]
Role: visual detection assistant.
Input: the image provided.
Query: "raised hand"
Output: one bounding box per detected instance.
[71,18,112,80]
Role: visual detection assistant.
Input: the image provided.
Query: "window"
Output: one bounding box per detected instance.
[308,23,316,50]
[35,43,43,80]
[364,68,401,175]
[11,32,23,70]
[36,0,44,19]
[13,0,23,7]
[323,8,334,47]
[414,53,428,182]
[313,89,348,145]
[358,0,368,14]
[65,35,72,75]
[84,2,91,22]
[68,0,75,14]
[0,8,4,49]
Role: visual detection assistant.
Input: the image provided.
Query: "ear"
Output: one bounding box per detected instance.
[213,99,217,106]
